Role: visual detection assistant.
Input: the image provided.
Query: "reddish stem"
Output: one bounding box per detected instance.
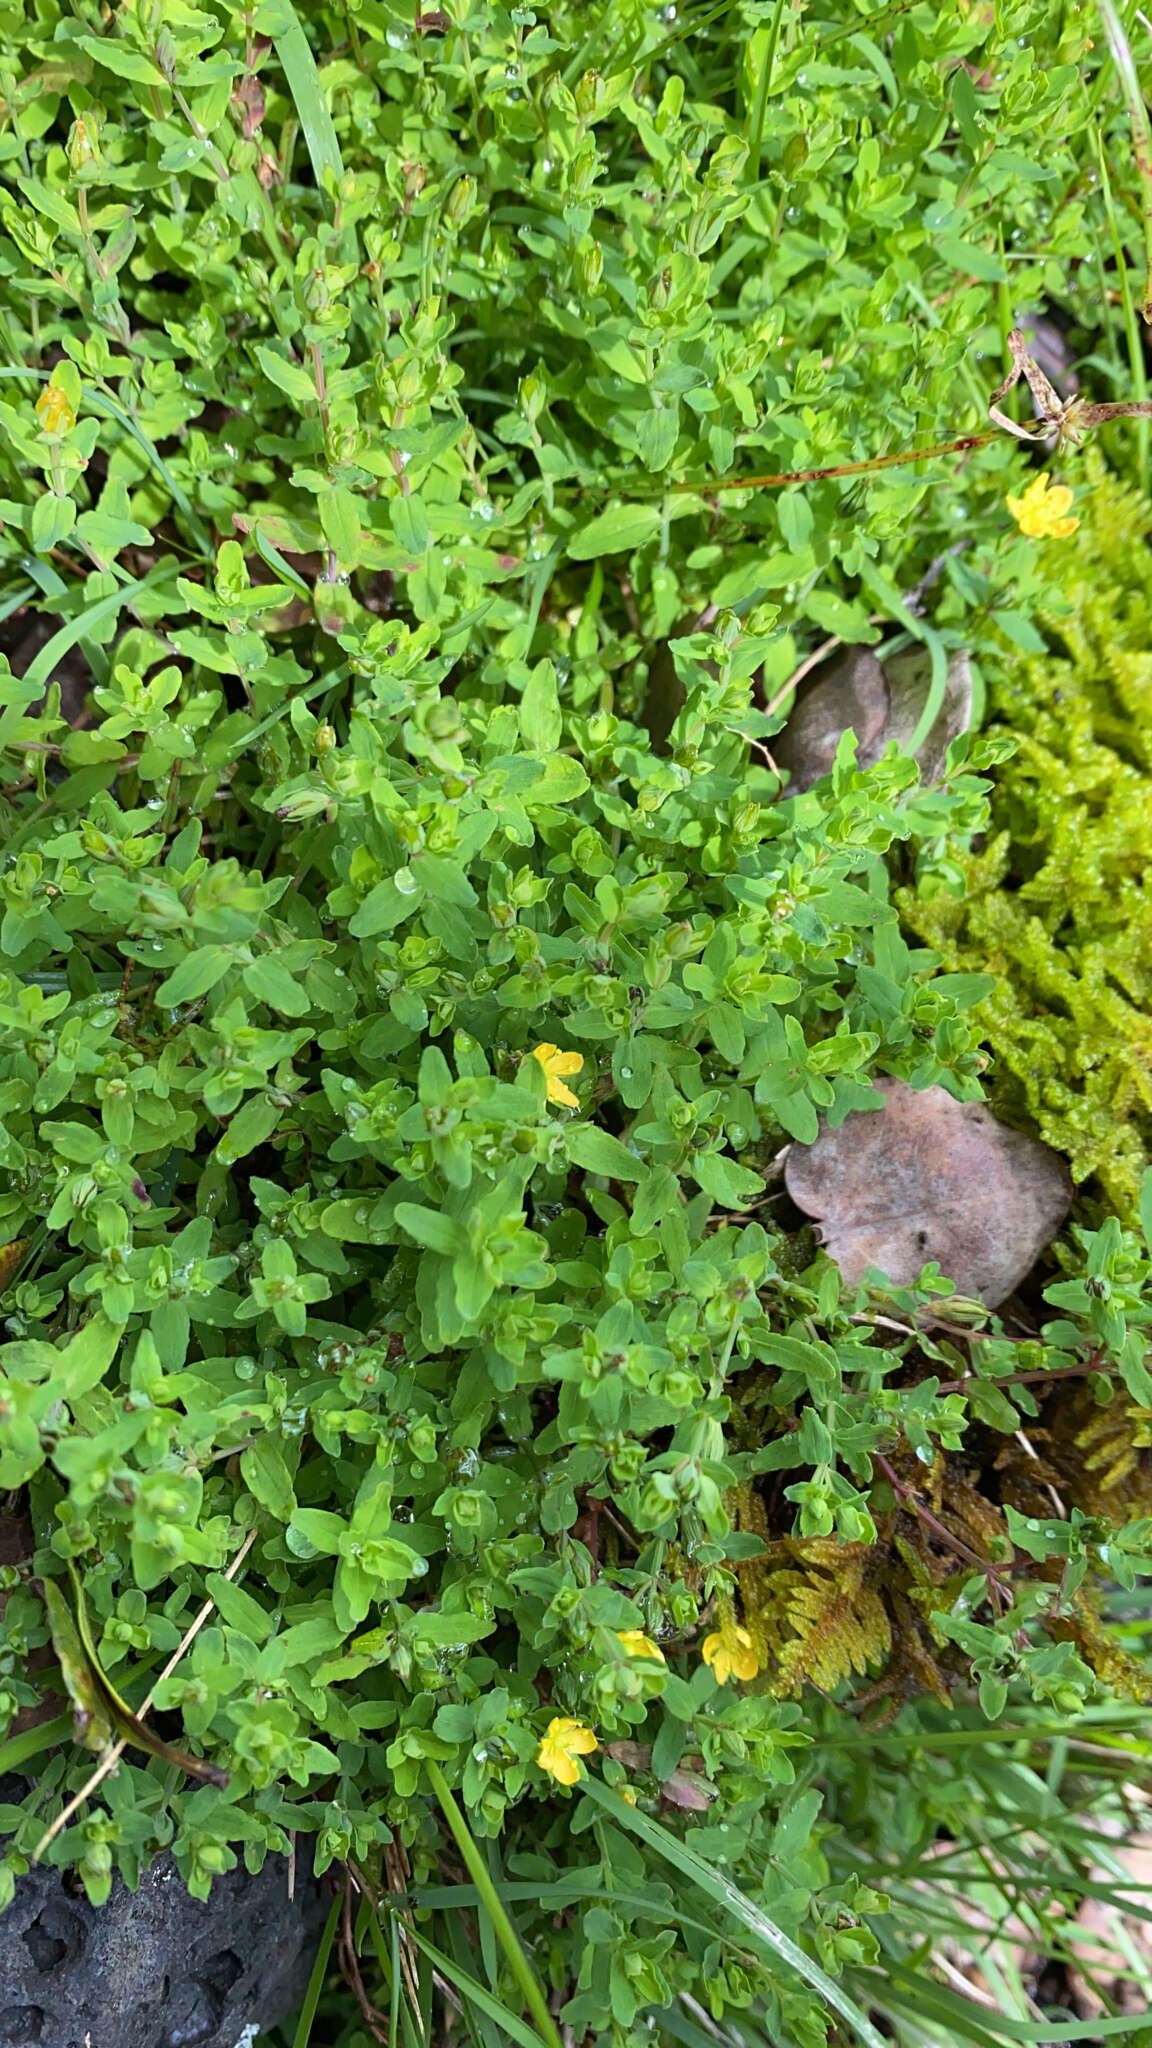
[671,430,999,495]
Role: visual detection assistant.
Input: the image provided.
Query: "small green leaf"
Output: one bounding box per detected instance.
[395,1204,465,1255]
[155,947,234,1006]
[240,1436,297,1521]
[215,1094,283,1165]
[692,1149,763,1208]
[565,1125,645,1181]
[568,505,662,560]
[254,343,317,406]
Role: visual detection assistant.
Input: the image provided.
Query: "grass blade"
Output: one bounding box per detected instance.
[18,562,179,704]
[403,1923,559,2048]
[879,1956,1152,2042]
[20,554,110,688]
[423,1760,564,2048]
[1096,123,1151,493]
[0,1713,73,1780]
[87,383,213,556]
[290,1889,341,2048]
[273,4,349,235]
[1094,0,1152,322]
[579,1778,890,2048]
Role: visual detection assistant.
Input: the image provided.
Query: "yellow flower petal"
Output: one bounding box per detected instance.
[531,1042,584,1108]
[536,1716,598,1785]
[617,1629,665,1663]
[702,1623,759,1686]
[35,382,75,436]
[1006,471,1079,541]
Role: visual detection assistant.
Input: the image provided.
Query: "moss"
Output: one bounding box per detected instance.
[901,450,1152,1215]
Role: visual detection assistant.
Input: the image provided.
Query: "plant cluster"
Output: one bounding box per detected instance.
[2,3,1152,2046]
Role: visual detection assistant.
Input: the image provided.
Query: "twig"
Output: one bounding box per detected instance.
[934,1355,1106,1397]
[338,1867,389,2043]
[671,429,1000,496]
[765,634,841,721]
[34,1527,257,1860]
[873,1452,1014,1601]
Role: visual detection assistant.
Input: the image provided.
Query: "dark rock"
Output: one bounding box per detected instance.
[0,1846,329,2048]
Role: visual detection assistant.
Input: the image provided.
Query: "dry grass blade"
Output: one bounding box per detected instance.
[33,1526,257,1861]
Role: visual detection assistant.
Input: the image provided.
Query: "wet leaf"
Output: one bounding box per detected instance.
[784,1078,1072,1307]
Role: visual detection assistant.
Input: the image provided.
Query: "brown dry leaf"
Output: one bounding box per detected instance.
[784,1078,1071,1307]
[603,1740,715,1809]
[0,1237,29,1292]
[773,646,971,794]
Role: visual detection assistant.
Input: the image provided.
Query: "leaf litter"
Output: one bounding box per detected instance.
[784,1078,1072,1307]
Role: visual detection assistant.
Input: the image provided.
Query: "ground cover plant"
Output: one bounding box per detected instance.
[4,1,1152,2044]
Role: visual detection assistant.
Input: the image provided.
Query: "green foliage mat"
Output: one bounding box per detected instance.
[3,3,1152,2045]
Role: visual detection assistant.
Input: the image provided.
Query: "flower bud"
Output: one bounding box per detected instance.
[580,240,604,293]
[782,130,810,174]
[574,69,604,118]
[445,173,475,225]
[67,112,102,176]
[35,382,75,435]
[519,371,546,424]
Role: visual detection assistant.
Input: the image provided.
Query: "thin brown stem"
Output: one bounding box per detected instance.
[934,1353,1106,1398]
[671,430,999,496]
[873,1451,1014,1600]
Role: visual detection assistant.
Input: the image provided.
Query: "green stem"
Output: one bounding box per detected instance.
[423,1758,564,2048]
[1097,122,1150,493]
[746,0,788,185]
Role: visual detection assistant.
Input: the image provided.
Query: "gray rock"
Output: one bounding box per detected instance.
[0,1844,328,2048]
[773,645,972,794]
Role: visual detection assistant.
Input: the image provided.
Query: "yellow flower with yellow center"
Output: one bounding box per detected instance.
[1005,471,1078,540]
[531,1042,583,1108]
[35,382,75,436]
[616,1629,665,1663]
[702,1620,759,1686]
[536,1716,597,1786]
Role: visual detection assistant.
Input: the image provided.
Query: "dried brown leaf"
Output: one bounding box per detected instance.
[784,1078,1071,1307]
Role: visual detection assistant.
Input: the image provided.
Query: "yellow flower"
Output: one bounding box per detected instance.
[617,1629,665,1663]
[1005,471,1078,540]
[702,1622,759,1686]
[531,1041,583,1108]
[35,382,75,436]
[536,1716,597,1787]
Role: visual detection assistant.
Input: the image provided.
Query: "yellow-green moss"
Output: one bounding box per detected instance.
[902,450,1152,1215]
